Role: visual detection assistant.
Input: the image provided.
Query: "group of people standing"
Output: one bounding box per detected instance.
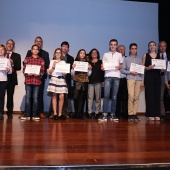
[0,37,169,122]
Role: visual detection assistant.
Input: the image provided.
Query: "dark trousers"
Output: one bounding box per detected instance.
[0,81,8,114]
[144,72,161,117]
[38,78,45,114]
[74,89,87,117]
[6,83,15,115]
[115,78,128,119]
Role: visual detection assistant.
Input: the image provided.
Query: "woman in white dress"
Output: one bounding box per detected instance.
[47,48,68,120]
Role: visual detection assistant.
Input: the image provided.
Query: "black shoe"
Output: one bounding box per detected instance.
[54,115,58,120]
[94,114,99,119]
[0,115,4,120]
[87,113,92,119]
[58,114,66,120]
[7,114,13,119]
[160,114,165,120]
[128,115,134,122]
[133,115,140,121]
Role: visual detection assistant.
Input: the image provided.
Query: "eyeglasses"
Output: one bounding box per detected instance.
[55,52,61,54]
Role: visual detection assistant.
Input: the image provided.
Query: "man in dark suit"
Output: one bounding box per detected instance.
[25,36,50,118]
[6,39,21,118]
[61,41,74,118]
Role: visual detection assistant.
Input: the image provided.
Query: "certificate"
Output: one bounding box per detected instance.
[25,65,41,74]
[103,60,118,70]
[54,63,70,73]
[167,61,170,71]
[0,58,7,70]
[130,63,145,74]
[151,59,166,69]
[74,61,88,72]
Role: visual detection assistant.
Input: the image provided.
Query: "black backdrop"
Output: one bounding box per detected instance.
[127,0,170,52]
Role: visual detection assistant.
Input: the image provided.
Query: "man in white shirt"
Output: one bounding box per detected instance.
[99,39,123,121]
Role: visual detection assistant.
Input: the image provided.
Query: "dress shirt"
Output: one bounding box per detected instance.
[0,56,12,81]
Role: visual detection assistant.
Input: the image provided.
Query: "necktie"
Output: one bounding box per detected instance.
[7,53,10,59]
[162,53,164,60]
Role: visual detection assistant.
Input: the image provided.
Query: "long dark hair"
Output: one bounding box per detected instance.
[75,49,87,61]
[88,48,100,61]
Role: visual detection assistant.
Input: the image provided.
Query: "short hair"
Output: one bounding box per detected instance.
[35,36,43,42]
[109,39,118,45]
[0,44,7,55]
[61,41,70,48]
[6,39,15,46]
[31,44,40,50]
[129,43,137,49]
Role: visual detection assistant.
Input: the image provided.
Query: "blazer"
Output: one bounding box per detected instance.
[26,49,50,79]
[65,54,74,89]
[7,52,21,85]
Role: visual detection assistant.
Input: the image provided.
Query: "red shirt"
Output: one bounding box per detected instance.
[23,56,45,85]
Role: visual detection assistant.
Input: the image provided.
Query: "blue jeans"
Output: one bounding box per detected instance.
[103,77,120,114]
[25,84,40,116]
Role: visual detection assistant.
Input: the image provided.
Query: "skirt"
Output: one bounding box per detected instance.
[47,76,68,94]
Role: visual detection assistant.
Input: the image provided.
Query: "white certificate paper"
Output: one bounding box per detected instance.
[167,62,170,71]
[130,63,145,74]
[25,65,41,74]
[152,59,166,69]
[74,61,88,72]
[0,58,7,70]
[103,60,118,70]
[54,63,70,73]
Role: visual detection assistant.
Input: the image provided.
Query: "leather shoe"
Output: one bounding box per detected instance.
[39,113,46,119]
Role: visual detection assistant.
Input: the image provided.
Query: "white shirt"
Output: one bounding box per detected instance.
[0,56,12,81]
[102,51,123,78]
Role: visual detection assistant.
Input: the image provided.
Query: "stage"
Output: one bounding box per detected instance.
[0,114,170,169]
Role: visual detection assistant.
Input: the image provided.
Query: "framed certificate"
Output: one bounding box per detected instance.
[130,63,145,74]
[103,60,119,70]
[25,65,41,74]
[54,63,70,73]
[74,61,88,72]
[151,59,166,69]
[0,58,7,70]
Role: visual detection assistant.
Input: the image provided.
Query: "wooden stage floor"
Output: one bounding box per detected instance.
[0,114,170,169]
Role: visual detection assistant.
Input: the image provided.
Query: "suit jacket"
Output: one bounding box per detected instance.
[26,49,50,79]
[65,54,74,89]
[7,52,21,85]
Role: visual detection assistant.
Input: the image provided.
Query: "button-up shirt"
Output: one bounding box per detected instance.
[0,56,12,81]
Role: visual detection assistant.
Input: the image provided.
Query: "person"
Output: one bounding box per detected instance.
[142,41,161,121]
[48,41,74,119]
[5,39,21,118]
[71,49,92,119]
[87,48,104,119]
[60,41,74,117]
[47,48,68,120]
[25,36,50,118]
[0,44,12,119]
[115,45,128,119]
[165,56,170,119]
[121,43,143,122]
[99,39,123,121]
[21,45,45,120]
[158,41,169,119]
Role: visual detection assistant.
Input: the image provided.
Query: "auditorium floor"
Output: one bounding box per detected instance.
[0,114,170,169]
